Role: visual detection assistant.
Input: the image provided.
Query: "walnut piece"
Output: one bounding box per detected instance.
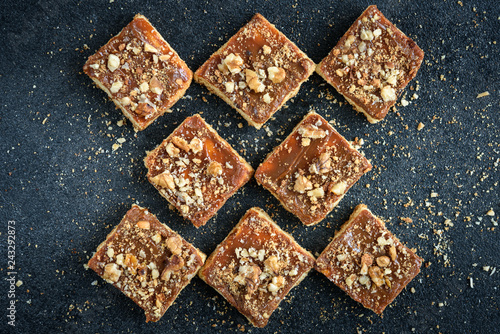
[368,266,385,287]
[110,81,123,94]
[298,124,327,139]
[124,254,138,274]
[268,275,285,293]
[262,45,271,55]
[307,187,324,199]
[171,136,190,152]
[144,43,158,53]
[245,69,265,93]
[360,29,374,41]
[330,181,347,196]
[161,254,184,281]
[294,175,313,193]
[151,171,175,190]
[224,53,244,74]
[136,220,150,229]
[264,255,281,274]
[267,67,286,83]
[360,253,373,275]
[189,137,204,154]
[166,142,180,157]
[103,263,122,283]
[310,152,331,174]
[380,85,397,102]
[135,103,154,116]
[376,256,391,268]
[166,235,183,255]
[345,273,357,287]
[225,81,235,93]
[149,76,164,95]
[107,54,120,72]
[207,161,222,177]
[389,245,397,261]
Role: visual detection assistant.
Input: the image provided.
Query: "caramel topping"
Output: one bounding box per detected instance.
[83,15,192,130]
[318,5,424,121]
[195,14,314,126]
[199,208,315,327]
[255,112,371,225]
[315,206,423,314]
[87,205,205,322]
[145,115,253,227]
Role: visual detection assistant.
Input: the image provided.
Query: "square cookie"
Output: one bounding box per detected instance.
[144,114,253,227]
[87,204,206,322]
[316,5,424,123]
[199,207,315,327]
[194,13,315,129]
[255,112,372,226]
[315,204,423,314]
[83,14,192,131]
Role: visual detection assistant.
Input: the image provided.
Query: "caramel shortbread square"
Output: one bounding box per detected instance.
[144,114,253,227]
[255,112,372,226]
[83,14,192,131]
[199,207,315,327]
[87,205,206,322]
[315,204,423,314]
[195,13,315,129]
[316,5,424,123]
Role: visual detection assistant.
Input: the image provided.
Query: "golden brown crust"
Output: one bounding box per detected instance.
[255,111,372,225]
[144,114,253,227]
[87,204,205,322]
[194,13,315,129]
[84,14,192,131]
[199,207,315,327]
[316,5,424,123]
[316,204,423,314]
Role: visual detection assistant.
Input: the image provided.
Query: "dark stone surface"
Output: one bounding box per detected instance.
[0,0,498,333]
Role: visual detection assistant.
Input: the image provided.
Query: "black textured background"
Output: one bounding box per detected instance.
[0,0,499,333]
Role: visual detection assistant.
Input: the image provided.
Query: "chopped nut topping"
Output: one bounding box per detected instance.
[225,81,235,93]
[166,236,183,255]
[139,81,150,93]
[124,254,138,274]
[268,275,285,293]
[110,80,123,94]
[389,245,397,261]
[151,233,162,244]
[360,253,373,275]
[330,181,347,195]
[224,53,244,74]
[171,136,190,152]
[373,28,382,38]
[149,76,164,95]
[161,254,184,281]
[136,220,150,229]
[189,137,204,154]
[336,69,344,77]
[135,102,155,116]
[307,187,325,199]
[301,138,311,147]
[120,97,131,106]
[368,266,385,287]
[245,69,265,93]
[294,175,313,193]
[207,161,223,177]
[151,171,176,190]
[345,35,355,47]
[298,124,327,139]
[311,152,331,174]
[345,273,357,287]
[107,54,120,72]
[262,93,272,104]
[267,67,286,83]
[166,142,180,157]
[376,256,391,267]
[264,255,281,274]
[360,29,374,41]
[180,204,189,215]
[380,85,397,102]
[103,263,122,282]
[144,43,158,53]
[262,45,271,55]
[358,275,370,286]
